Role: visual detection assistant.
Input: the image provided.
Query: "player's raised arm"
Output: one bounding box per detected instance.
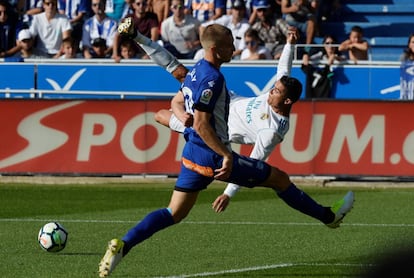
[275,27,298,80]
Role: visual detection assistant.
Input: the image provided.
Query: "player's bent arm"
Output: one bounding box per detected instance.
[194,110,233,180]
[171,92,193,127]
[249,129,282,161]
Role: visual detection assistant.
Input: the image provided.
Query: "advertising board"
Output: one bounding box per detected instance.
[0,99,412,177]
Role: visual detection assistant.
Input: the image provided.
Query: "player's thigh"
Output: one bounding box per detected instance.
[229,152,291,191]
[228,152,270,187]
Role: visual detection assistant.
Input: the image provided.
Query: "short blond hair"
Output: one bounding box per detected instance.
[201,24,232,50]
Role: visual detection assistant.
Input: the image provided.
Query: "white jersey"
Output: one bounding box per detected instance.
[224,43,294,197]
[228,42,294,161]
[228,93,289,160]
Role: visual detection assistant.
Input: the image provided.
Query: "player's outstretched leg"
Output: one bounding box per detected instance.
[98,208,175,277]
[275,181,354,228]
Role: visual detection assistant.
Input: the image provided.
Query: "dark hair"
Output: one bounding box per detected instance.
[62,37,75,46]
[244,28,264,46]
[403,33,414,60]
[322,34,337,44]
[322,34,340,55]
[351,25,363,35]
[280,75,302,103]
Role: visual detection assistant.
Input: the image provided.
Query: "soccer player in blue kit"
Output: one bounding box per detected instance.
[98,23,354,277]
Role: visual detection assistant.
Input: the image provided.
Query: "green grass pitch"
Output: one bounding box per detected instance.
[1,181,413,277]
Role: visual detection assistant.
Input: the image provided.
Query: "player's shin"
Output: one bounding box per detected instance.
[133,36,181,74]
[275,183,335,224]
[121,208,175,255]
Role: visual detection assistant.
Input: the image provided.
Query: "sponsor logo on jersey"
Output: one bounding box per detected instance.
[260,113,269,120]
[200,89,213,104]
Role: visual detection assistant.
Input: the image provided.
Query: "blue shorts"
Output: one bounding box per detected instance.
[175,141,271,192]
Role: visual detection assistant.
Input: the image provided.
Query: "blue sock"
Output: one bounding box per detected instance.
[277,183,334,224]
[122,208,175,255]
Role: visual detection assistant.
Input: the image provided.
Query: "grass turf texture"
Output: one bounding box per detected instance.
[1,182,414,277]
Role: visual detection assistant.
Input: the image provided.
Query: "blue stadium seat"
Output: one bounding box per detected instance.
[339,4,414,23]
[321,22,414,39]
[369,37,407,47]
[319,0,414,61]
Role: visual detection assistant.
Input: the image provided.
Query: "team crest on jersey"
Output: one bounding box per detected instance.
[200,89,213,104]
[260,113,269,120]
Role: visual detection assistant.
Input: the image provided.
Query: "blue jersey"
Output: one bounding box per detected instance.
[176,59,270,192]
[181,59,230,147]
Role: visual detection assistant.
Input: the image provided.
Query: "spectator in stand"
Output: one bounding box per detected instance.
[106,0,134,22]
[58,0,88,48]
[399,33,414,100]
[0,0,20,58]
[112,0,159,61]
[147,0,170,24]
[185,0,226,23]
[281,0,317,45]
[211,0,227,20]
[338,25,369,63]
[301,35,345,98]
[82,0,118,59]
[200,0,250,59]
[29,0,72,58]
[119,39,138,58]
[249,0,282,24]
[90,36,109,57]
[399,33,414,62]
[250,0,289,59]
[307,34,345,63]
[161,0,201,59]
[14,28,43,59]
[20,0,44,27]
[240,27,271,60]
[59,36,83,58]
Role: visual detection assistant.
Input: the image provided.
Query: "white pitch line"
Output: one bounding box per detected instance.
[155,262,372,278]
[0,218,413,227]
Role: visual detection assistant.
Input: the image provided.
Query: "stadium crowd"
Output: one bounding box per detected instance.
[0,0,373,62]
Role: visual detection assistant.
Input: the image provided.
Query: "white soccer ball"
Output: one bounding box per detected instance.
[38,222,68,252]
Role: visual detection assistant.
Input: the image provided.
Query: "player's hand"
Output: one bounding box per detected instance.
[179,113,194,127]
[287,27,298,44]
[212,194,230,213]
[214,154,233,181]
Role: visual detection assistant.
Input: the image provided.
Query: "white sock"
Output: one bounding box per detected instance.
[169,114,185,133]
[134,35,181,73]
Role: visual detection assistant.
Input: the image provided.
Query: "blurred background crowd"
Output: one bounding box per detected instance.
[0,0,412,63]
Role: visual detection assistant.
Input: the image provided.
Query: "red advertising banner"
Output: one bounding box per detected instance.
[0,99,413,177]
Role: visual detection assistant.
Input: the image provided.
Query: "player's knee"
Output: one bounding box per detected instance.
[154,110,169,127]
[154,111,163,124]
[171,211,189,224]
[266,167,291,191]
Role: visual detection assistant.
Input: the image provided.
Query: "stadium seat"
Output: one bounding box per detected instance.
[320,0,414,61]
